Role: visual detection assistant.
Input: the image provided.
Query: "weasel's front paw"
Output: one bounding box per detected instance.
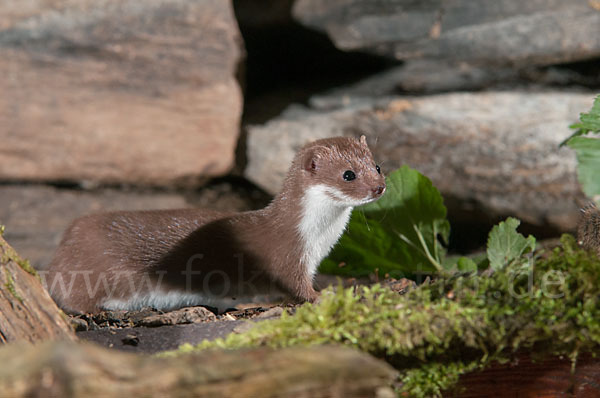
[312,288,338,306]
[307,291,321,304]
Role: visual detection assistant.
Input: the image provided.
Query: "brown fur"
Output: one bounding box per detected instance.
[45,136,385,313]
[578,203,600,257]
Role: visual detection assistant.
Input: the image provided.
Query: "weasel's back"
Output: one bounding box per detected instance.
[52,208,228,267]
[45,208,229,313]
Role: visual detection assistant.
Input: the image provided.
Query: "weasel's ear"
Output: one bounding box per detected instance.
[302,146,328,173]
[360,135,368,146]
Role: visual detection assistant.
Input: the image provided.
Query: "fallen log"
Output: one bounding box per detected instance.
[445,352,600,397]
[0,341,396,397]
[0,234,75,344]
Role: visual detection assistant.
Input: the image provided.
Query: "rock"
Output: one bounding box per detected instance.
[0,0,243,186]
[256,307,284,319]
[223,313,237,321]
[0,341,397,397]
[292,0,600,66]
[245,91,594,231]
[312,60,515,98]
[122,334,140,347]
[245,106,345,195]
[0,235,75,344]
[138,307,217,327]
[313,59,600,97]
[70,318,89,332]
[0,182,270,269]
[0,185,187,269]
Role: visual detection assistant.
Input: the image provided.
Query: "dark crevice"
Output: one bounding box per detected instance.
[548,58,600,88]
[181,175,272,210]
[0,179,86,191]
[443,195,567,254]
[232,0,399,126]
[0,175,271,202]
[231,0,399,176]
[448,219,564,255]
[448,216,565,255]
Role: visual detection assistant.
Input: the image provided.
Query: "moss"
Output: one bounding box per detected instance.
[4,268,23,303]
[0,236,38,278]
[15,258,38,277]
[168,235,600,397]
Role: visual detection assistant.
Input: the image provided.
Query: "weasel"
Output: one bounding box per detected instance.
[44,136,386,314]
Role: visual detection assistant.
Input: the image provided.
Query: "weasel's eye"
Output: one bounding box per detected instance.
[376,165,381,174]
[343,170,356,181]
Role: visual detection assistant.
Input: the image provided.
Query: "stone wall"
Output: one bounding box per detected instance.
[0,0,243,186]
[1,0,599,265]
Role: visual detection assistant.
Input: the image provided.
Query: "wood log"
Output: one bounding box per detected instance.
[0,341,396,397]
[0,0,243,186]
[0,234,75,343]
[445,352,600,397]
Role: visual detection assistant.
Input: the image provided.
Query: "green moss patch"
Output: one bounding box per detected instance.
[171,235,600,397]
[0,234,38,277]
[4,268,23,303]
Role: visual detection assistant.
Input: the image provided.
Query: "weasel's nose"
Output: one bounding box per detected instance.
[372,185,385,196]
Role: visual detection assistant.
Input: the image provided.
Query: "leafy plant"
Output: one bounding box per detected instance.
[319,166,450,278]
[319,165,504,277]
[562,95,600,203]
[486,217,535,271]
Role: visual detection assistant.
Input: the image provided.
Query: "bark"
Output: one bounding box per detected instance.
[446,352,600,397]
[0,235,74,344]
[0,341,396,398]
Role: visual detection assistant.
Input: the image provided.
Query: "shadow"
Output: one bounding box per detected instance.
[155,216,284,302]
[233,0,398,125]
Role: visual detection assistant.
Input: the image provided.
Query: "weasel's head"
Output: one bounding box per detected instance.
[297,135,386,207]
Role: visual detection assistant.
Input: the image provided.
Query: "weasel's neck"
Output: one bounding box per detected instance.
[296,184,354,278]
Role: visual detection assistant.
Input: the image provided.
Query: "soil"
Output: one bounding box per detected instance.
[75,275,416,354]
[75,306,290,354]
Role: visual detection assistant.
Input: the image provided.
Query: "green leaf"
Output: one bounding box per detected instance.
[442,255,479,273]
[320,216,415,279]
[564,95,600,203]
[456,257,478,272]
[579,95,600,132]
[319,166,450,277]
[560,126,588,147]
[561,95,600,146]
[567,136,600,203]
[486,218,536,271]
